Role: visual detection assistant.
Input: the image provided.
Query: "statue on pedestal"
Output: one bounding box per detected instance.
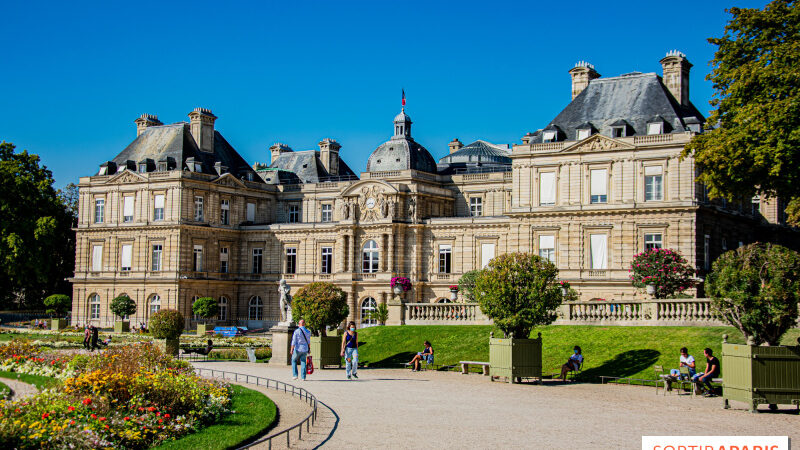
[279,279,293,324]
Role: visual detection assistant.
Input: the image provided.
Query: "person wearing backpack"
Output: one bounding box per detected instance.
[290,319,312,381]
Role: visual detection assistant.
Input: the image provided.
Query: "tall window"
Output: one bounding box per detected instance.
[321,246,333,274]
[220,247,229,273]
[149,294,161,315]
[91,245,103,272]
[361,297,377,327]
[89,294,100,320]
[246,202,255,222]
[194,196,204,221]
[480,243,495,269]
[438,244,452,273]
[123,196,134,222]
[321,204,332,222]
[590,169,608,204]
[538,235,555,262]
[252,248,263,274]
[220,199,230,225]
[285,247,297,274]
[151,244,162,271]
[539,172,556,206]
[153,194,165,221]
[589,234,608,269]
[644,166,663,201]
[362,240,379,273]
[193,245,203,272]
[470,197,483,217]
[120,244,132,271]
[218,296,228,321]
[288,204,300,223]
[751,196,760,216]
[95,199,105,223]
[248,296,263,321]
[644,233,663,250]
[704,235,711,271]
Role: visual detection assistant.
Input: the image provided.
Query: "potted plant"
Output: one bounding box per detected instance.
[705,243,800,412]
[457,270,482,302]
[191,297,219,336]
[646,282,656,295]
[474,252,562,384]
[368,302,390,325]
[629,248,696,299]
[109,295,137,332]
[448,285,459,301]
[43,294,71,330]
[149,309,184,356]
[558,281,570,297]
[292,282,349,369]
[391,277,412,296]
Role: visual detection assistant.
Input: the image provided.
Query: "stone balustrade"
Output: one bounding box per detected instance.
[397,302,489,325]
[555,298,725,326]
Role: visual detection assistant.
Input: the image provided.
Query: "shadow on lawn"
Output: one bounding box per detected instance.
[362,351,416,368]
[578,349,660,382]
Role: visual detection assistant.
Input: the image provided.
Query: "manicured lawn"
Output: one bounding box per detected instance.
[157,384,277,450]
[355,325,800,381]
[0,369,59,389]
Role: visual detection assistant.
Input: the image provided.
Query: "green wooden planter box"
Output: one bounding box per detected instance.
[155,338,180,356]
[50,319,67,330]
[311,336,342,369]
[722,339,800,412]
[196,323,210,336]
[114,321,130,333]
[489,333,543,384]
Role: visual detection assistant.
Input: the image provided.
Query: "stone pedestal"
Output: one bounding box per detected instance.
[387,301,405,326]
[268,324,297,366]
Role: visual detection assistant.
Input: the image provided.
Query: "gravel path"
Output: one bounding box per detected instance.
[193,361,799,449]
[1,377,38,400]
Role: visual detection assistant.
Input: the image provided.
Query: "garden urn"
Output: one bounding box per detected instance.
[393,285,403,296]
[450,290,458,301]
[646,284,656,295]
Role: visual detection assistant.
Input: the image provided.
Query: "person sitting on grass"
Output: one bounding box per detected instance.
[98,335,112,347]
[560,345,583,381]
[408,341,434,372]
[693,348,720,396]
[184,339,214,356]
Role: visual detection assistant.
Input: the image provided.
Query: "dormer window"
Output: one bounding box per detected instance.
[611,126,626,138]
[647,122,663,135]
[138,164,147,173]
[195,163,202,172]
[542,130,557,143]
[577,129,591,140]
[157,162,167,172]
[99,165,108,175]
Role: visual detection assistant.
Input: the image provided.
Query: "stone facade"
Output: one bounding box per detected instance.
[70,52,798,329]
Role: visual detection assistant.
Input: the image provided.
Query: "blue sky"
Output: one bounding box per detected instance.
[0,0,767,188]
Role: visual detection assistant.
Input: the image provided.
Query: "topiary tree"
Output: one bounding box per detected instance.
[705,242,800,346]
[191,297,219,324]
[458,269,483,302]
[43,294,71,317]
[473,252,562,338]
[149,309,185,340]
[291,282,349,336]
[629,248,696,298]
[109,295,137,321]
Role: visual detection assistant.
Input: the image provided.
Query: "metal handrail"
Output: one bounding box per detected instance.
[193,368,319,449]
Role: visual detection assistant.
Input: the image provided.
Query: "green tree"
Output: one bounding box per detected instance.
[457,270,483,302]
[683,1,800,224]
[368,303,389,325]
[109,295,137,321]
[57,183,80,226]
[0,142,75,309]
[192,297,220,323]
[629,248,696,298]
[149,309,185,340]
[473,253,562,338]
[291,282,349,336]
[43,294,71,317]
[706,243,800,346]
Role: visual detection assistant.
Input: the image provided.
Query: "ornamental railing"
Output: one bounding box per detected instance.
[404,302,488,325]
[555,298,725,326]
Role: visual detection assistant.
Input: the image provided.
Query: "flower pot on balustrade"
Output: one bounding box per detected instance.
[50,318,67,331]
[722,335,800,412]
[450,290,458,301]
[646,284,656,295]
[196,323,210,336]
[311,335,342,369]
[114,320,130,333]
[489,332,543,384]
[155,338,180,356]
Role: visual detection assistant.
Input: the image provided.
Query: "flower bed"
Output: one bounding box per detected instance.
[0,340,232,448]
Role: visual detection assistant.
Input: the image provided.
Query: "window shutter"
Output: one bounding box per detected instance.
[121,244,132,268]
[539,172,556,204]
[123,197,134,217]
[92,245,102,271]
[590,234,607,269]
[154,194,165,209]
[590,169,607,196]
[644,166,662,176]
[246,203,255,221]
[538,235,555,250]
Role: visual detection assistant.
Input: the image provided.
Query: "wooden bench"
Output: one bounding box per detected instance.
[460,361,490,376]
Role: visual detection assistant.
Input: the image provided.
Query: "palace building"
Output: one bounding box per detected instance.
[70,51,797,329]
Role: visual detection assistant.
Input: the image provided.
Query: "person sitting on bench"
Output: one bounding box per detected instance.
[693,348,720,396]
[560,345,583,381]
[408,341,434,372]
[184,340,214,356]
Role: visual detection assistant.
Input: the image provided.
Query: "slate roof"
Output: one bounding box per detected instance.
[367,136,438,173]
[107,123,259,180]
[268,149,357,184]
[438,140,511,165]
[536,72,705,142]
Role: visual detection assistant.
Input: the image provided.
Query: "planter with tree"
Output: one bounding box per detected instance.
[149,309,185,356]
[292,282,349,369]
[109,295,137,333]
[192,296,220,336]
[44,294,71,330]
[629,248,696,299]
[474,252,563,384]
[706,243,800,412]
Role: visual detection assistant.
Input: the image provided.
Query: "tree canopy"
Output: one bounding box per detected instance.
[192,297,220,322]
[109,295,137,320]
[683,1,800,224]
[291,282,349,336]
[0,142,76,309]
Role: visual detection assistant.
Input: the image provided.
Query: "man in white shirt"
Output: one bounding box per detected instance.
[679,347,696,378]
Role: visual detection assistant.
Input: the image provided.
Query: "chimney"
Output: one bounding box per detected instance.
[568,61,600,100]
[318,138,341,176]
[449,138,463,154]
[188,108,217,153]
[660,50,692,106]
[269,143,292,164]
[134,114,162,136]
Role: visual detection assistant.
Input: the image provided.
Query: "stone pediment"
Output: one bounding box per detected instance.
[213,173,246,188]
[339,179,399,197]
[107,169,147,184]
[561,134,635,153]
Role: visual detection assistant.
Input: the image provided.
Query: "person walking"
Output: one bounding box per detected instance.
[83,325,92,350]
[340,321,359,380]
[290,319,311,381]
[90,325,99,352]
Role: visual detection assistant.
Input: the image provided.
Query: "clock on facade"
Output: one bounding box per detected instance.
[366,197,376,209]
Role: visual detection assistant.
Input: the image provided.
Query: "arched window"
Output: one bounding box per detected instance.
[149,294,161,315]
[362,240,379,273]
[249,296,263,321]
[360,297,377,327]
[88,294,100,320]
[218,296,228,321]
[436,298,452,303]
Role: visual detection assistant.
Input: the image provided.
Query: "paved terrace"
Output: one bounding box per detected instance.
[194,361,799,449]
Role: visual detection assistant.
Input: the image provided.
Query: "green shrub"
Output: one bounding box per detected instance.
[458,270,483,302]
[43,294,71,317]
[706,242,800,346]
[474,252,562,338]
[149,309,185,339]
[291,282,349,336]
[368,303,389,325]
[629,248,696,299]
[109,295,137,320]
[192,297,219,322]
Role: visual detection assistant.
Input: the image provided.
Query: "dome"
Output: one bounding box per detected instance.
[394,110,412,124]
[438,140,511,165]
[366,137,437,173]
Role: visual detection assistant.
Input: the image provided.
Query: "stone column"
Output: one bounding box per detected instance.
[388,231,395,274]
[380,234,387,272]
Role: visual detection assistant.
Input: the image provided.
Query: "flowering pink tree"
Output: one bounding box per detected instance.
[629,248,696,299]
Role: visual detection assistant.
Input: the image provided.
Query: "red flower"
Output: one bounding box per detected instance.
[164,414,170,419]
[69,420,76,425]
[82,398,92,406]
[42,412,50,419]
[147,407,156,412]
[67,406,75,412]
[91,413,97,419]
[124,416,130,421]
[99,417,107,422]
[104,424,109,430]
[158,419,163,424]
